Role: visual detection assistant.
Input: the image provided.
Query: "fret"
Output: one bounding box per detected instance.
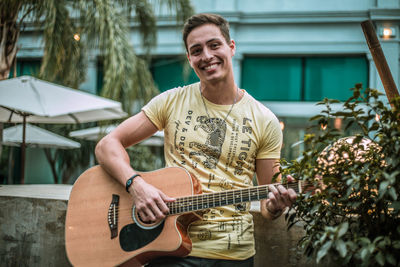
[179,200,183,213]
[207,194,211,209]
[212,192,216,209]
[185,197,190,212]
[202,194,208,209]
[228,191,232,205]
[189,197,194,212]
[234,190,239,204]
[195,194,199,211]
[251,188,258,202]
[223,190,227,206]
[245,187,252,202]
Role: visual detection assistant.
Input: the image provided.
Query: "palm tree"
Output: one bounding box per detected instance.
[0,0,193,183]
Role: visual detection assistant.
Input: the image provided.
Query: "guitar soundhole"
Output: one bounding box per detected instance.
[119,221,165,252]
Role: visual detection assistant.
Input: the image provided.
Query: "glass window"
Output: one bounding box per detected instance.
[9,59,41,78]
[241,57,302,101]
[150,57,199,92]
[241,56,368,102]
[304,57,368,101]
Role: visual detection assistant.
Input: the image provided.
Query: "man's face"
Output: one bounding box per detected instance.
[186,24,235,84]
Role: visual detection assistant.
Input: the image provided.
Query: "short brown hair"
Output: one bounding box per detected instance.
[182,13,231,51]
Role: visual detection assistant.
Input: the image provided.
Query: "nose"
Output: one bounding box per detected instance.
[202,47,213,61]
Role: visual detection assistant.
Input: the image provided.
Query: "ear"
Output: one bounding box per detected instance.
[229,39,236,57]
[186,52,194,68]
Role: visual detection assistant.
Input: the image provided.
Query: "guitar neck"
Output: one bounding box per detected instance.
[167,181,303,215]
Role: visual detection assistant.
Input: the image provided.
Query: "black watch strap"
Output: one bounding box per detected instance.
[125,174,141,193]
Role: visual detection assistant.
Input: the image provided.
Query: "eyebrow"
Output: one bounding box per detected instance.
[189,38,222,51]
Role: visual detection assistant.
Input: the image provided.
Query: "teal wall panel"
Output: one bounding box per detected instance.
[304,57,368,101]
[151,57,199,92]
[241,56,368,102]
[241,57,303,101]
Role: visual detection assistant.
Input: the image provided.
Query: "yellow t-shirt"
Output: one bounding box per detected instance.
[142,82,282,260]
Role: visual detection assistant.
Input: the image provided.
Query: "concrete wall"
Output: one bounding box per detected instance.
[0,185,71,267]
[0,185,331,267]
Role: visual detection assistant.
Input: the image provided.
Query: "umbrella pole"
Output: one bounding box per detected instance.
[21,116,26,184]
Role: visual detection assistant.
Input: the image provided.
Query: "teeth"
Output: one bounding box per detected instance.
[204,64,218,70]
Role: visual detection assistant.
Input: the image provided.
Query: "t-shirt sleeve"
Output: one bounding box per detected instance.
[256,113,283,159]
[141,90,172,130]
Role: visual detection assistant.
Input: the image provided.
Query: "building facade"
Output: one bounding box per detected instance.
[10,0,400,183]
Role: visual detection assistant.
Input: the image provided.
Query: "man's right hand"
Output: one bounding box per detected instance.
[129,177,175,223]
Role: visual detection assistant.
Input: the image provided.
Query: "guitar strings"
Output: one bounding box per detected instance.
[167,182,311,214]
[117,182,313,215]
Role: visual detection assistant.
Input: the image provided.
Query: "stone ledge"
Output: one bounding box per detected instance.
[0,184,72,200]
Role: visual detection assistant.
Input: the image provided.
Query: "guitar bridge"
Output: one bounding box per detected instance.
[108,194,119,239]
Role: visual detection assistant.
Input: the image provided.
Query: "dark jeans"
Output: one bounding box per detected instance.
[146,256,254,267]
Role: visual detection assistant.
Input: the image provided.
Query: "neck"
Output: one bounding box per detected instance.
[200,80,239,105]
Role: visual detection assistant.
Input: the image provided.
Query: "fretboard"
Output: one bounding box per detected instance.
[166,182,303,215]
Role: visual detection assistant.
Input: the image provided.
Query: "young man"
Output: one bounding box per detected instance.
[95,13,297,266]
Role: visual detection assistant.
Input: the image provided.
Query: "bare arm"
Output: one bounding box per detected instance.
[255,158,297,220]
[95,111,174,222]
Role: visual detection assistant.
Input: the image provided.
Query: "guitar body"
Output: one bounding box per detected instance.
[65,166,201,267]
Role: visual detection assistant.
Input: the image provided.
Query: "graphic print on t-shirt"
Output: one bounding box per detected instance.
[189,115,227,169]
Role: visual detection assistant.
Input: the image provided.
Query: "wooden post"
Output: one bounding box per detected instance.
[361,20,399,109]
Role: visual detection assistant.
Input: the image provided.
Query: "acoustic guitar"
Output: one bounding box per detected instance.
[65,165,303,266]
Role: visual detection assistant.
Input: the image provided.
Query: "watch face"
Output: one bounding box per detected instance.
[127,179,132,186]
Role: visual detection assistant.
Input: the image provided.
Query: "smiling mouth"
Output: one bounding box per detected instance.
[203,63,219,70]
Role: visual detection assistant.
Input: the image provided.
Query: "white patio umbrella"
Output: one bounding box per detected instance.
[0,76,128,183]
[0,76,127,124]
[2,124,81,184]
[69,125,164,146]
[2,123,81,149]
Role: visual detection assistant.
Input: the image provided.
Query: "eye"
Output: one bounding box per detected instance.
[190,48,201,56]
[210,42,221,49]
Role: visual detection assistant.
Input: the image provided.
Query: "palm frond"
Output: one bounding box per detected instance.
[164,0,194,23]
[77,0,158,113]
[132,0,156,55]
[38,0,86,88]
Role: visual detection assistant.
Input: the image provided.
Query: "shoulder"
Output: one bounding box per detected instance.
[159,82,199,99]
[242,91,279,123]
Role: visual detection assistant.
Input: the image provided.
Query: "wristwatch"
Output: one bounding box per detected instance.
[125,174,141,193]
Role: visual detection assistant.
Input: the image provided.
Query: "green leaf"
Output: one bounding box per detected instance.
[338,222,349,238]
[386,253,396,265]
[310,114,325,121]
[379,181,389,195]
[375,252,385,266]
[388,187,397,201]
[393,241,400,249]
[336,239,347,258]
[360,247,369,260]
[316,240,332,263]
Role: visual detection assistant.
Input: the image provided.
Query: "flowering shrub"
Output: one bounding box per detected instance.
[282,84,400,266]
